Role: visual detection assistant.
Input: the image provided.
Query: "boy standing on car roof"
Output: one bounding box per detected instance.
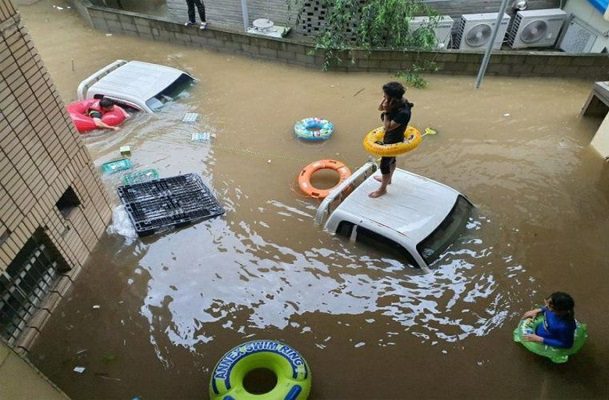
[370,81,414,198]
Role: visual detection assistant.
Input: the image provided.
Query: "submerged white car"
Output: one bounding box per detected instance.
[77,60,195,113]
[315,162,474,271]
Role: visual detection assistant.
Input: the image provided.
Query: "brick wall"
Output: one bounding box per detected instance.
[1,0,112,351]
[80,5,609,80]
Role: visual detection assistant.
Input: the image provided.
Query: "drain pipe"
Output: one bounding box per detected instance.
[475,0,510,88]
[241,0,249,32]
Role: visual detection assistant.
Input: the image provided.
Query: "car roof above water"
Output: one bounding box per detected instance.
[331,168,460,245]
[77,60,193,112]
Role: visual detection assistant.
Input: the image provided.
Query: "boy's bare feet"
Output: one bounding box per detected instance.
[374,176,391,184]
[369,189,386,198]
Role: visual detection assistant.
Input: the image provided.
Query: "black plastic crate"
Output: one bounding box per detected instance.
[117,174,224,236]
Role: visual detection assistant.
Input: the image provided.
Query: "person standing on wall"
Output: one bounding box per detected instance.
[185,0,208,30]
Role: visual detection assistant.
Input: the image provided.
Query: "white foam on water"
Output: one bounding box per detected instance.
[107,205,137,242]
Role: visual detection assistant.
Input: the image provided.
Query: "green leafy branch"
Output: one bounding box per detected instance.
[287,0,442,87]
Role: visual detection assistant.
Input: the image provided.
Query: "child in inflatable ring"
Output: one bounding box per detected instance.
[521,291,577,348]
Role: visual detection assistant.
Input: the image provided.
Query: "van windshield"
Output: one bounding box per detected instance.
[416,195,473,265]
[146,74,194,111]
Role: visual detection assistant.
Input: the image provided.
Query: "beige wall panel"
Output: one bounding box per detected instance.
[1,0,111,353]
[0,342,69,400]
[0,3,16,22]
[0,247,12,266]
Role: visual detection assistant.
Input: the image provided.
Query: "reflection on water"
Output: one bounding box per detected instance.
[19,1,609,399]
[138,211,516,362]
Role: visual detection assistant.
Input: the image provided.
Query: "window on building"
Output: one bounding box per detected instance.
[0,229,69,344]
[56,186,81,218]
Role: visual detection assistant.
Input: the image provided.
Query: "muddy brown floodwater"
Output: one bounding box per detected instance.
[16,1,609,399]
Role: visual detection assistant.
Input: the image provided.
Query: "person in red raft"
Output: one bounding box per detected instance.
[67,98,129,133]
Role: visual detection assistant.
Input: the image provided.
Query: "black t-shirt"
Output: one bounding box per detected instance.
[382,104,412,144]
[88,110,102,119]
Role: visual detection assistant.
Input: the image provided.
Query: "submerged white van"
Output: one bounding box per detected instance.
[315,162,474,271]
[77,60,195,113]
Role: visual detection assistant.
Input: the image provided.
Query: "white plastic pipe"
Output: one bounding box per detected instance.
[241,0,249,31]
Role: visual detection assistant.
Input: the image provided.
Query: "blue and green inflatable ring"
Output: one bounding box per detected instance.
[294,117,334,141]
[513,316,588,363]
[210,339,311,400]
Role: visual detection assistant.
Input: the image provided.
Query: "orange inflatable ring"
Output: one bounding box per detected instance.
[363,126,422,157]
[298,160,351,199]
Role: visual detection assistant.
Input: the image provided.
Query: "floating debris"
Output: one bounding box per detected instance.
[95,372,122,382]
[182,112,199,123]
[101,158,132,175]
[423,127,438,136]
[117,174,225,236]
[191,132,211,142]
[122,169,159,185]
[73,366,86,374]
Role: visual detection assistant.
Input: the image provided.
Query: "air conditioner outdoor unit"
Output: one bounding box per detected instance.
[507,8,568,49]
[557,16,602,53]
[409,16,455,49]
[454,13,510,50]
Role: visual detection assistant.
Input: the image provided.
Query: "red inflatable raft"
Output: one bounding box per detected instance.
[66,99,126,133]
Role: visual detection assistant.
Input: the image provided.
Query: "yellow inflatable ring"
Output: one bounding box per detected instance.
[210,340,311,400]
[363,126,422,157]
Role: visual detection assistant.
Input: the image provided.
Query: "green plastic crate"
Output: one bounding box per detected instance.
[101,158,132,175]
[122,169,159,185]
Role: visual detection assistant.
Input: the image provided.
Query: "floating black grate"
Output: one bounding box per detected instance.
[117,174,224,236]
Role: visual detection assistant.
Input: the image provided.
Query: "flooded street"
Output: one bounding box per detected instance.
[18,1,609,399]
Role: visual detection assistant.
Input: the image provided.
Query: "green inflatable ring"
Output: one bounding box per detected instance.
[513,316,588,363]
[210,340,311,400]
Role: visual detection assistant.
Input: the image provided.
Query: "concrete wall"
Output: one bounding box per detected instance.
[0,341,69,400]
[425,0,560,16]
[591,112,609,158]
[1,0,112,351]
[166,0,295,30]
[164,0,560,34]
[81,5,609,79]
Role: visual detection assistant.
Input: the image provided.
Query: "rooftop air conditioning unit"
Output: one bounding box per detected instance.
[507,8,568,49]
[409,16,455,49]
[454,13,510,50]
[557,16,602,53]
